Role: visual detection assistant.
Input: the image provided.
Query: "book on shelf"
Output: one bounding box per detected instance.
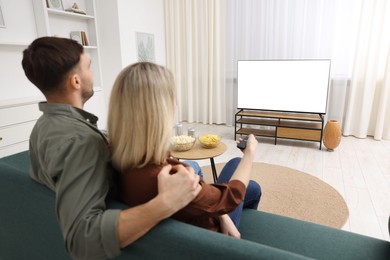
[81,31,89,46]
[70,31,89,46]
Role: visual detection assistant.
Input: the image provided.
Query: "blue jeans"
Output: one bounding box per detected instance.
[184,158,261,228]
[183,160,204,179]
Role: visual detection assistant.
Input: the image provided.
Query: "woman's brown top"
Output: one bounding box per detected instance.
[120,156,246,232]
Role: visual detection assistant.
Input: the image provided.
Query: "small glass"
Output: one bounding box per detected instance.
[175,123,183,136]
[188,128,196,138]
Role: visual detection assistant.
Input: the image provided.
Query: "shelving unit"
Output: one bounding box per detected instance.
[32,0,102,86]
[31,0,107,129]
[235,109,324,149]
[0,96,44,157]
[0,0,107,157]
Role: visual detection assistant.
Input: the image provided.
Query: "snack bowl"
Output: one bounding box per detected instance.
[199,134,220,148]
[170,135,196,151]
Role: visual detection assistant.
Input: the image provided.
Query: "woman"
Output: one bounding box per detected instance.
[108,62,260,237]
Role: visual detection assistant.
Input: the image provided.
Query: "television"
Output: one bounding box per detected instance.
[237,60,331,114]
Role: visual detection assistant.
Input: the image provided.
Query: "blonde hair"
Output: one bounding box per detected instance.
[108,62,176,171]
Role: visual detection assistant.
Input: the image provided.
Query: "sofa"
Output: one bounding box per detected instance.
[1,151,389,260]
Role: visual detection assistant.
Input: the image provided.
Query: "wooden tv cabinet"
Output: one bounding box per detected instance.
[234,109,324,149]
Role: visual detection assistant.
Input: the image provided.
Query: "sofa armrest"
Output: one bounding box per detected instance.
[118,218,309,260]
[239,209,390,260]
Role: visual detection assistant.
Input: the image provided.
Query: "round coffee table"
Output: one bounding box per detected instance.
[171,141,227,183]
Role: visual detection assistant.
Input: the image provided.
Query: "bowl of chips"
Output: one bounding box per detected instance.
[199,134,221,148]
[170,135,196,151]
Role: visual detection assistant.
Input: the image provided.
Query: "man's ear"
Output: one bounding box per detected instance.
[69,73,81,90]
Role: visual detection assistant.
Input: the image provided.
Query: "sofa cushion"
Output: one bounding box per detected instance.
[240,210,390,259]
[0,150,30,173]
[0,162,71,260]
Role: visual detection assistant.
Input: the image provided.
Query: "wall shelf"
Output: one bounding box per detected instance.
[235,109,324,149]
[47,8,94,19]
[0,42,29,47]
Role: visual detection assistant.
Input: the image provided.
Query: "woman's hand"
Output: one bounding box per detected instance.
[219,214,241,239]
[236,134,258,155]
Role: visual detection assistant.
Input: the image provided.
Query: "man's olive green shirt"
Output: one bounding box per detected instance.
[29,102,121,259]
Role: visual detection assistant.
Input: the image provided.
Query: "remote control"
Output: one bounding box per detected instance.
[237,137,247,150]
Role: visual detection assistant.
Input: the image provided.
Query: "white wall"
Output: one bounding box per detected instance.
[0,0,42,102]
[96,0,166,111]
[94,0,122,121]
[0,0,37,43]
[117,0,166,67]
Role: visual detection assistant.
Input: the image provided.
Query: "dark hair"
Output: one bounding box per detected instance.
[21,36,84,94]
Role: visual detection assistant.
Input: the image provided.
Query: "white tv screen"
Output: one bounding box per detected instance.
[237,60,331,114]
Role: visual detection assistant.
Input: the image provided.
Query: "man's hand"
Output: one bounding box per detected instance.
[219,214,241,238]
[157,164,202,214]
[117,164,201,248]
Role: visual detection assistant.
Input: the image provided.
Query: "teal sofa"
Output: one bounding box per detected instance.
[1,151,389,260]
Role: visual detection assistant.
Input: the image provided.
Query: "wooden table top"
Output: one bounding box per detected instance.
[171,141,227,160]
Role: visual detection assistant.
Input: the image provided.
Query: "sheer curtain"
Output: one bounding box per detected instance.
[165,0,226,124]
[165,0,390,139]
[225,0,358,125]
[343,0,390,140]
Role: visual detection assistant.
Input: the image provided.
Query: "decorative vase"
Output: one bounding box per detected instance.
[323,120,341,151]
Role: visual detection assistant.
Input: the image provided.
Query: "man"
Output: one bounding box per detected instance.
[21,36,201,259]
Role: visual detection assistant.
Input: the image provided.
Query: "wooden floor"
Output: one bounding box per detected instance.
[182,122,390,242]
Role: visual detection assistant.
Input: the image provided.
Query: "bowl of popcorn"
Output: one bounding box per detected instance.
[170,135,196,151]
[199,134,221,148]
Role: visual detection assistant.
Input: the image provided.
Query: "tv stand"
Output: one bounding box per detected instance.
[234,109,324,149]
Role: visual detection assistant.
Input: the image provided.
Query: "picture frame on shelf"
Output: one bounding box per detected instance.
[70,31,83,45]
[136,32,155,62]
[47,0,64,11]
[70,31,89,46]
[0,1,5,28]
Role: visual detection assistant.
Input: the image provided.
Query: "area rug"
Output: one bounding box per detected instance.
[201,162,349,228]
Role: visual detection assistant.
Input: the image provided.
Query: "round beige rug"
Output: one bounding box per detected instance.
[201,162,349,228]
